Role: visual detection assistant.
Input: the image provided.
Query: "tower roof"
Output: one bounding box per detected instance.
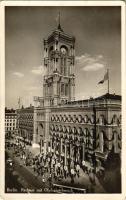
[44,13,75,45]
[57,23,63,32]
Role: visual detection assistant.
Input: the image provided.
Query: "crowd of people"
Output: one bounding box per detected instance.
[6,140,97,192]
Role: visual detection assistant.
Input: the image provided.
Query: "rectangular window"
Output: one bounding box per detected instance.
[65,84,68,96]
[61,84,64,95]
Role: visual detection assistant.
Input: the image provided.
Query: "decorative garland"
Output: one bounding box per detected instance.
[51,113,121,126]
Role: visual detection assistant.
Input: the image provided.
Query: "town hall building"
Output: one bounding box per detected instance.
[17,21,121,172]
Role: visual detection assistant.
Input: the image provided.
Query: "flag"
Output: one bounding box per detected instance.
[98,70,109,84]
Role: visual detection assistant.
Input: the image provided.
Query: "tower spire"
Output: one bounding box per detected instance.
[57,11,63,32]
[58,11,60,26]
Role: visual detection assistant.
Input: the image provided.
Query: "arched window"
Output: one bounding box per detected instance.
[55,115,58,121]
[99,115,104,125]
[68,115,71,122]
[84,115,88,123]
[59,115,63,122]
[72,127,77,135]
[112,115,117,125]
[78,127,83,135]
[83,128,87,137]
[78,115,82,123]
[91,115,95,124]
[55,125,58,132]
[63,115,67,122]
[83,128,88,146]
[73,115,77,123]
[67,126,71,133]
[58,125,63,132]
[61,84,64,96]
[65,84,68,96]
[90,129,94,138]
[63,126,67,133]
[51,124,55,131]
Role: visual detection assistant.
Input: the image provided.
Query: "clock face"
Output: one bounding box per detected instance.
[61,47,67,54]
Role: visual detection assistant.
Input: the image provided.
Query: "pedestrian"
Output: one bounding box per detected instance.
[82,160,85,172]
[54,171,57,181]
[57,162,61,175]
[42,175,46,190]
[64,165,68,179]
[32,159,35,171]
[76,164,80,178]
[48,173,52,189]
[89,169,95,185]
[70,168,75,184]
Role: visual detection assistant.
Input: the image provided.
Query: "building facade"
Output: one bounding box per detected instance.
[5,108,17,137]
[17,106,34,145]
[43,23,75,107]
[17,22,121,171]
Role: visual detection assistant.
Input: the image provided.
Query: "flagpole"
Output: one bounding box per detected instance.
[107,68,109,94]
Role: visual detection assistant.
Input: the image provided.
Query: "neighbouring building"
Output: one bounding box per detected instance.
[5,108,17,138]
[17,21,121,172]
[17,105,34,145]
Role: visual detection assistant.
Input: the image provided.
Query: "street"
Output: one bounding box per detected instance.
[5,146,105,193]
[5,150,50,193]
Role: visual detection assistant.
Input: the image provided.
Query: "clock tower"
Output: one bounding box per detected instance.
[43,20,75,107]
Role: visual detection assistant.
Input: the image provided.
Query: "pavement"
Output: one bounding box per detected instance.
[5,148,50,192]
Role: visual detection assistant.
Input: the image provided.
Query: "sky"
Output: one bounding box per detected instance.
[5,6,121,109]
